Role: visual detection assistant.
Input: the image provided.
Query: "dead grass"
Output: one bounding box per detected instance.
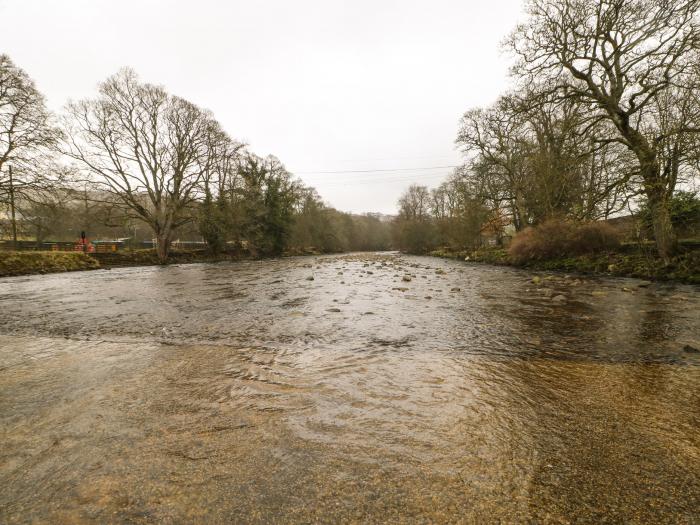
[509,219,621,264]
[0,251,100,277]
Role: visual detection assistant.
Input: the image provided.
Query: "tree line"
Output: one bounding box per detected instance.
[395,0,700,261]
[0,60,391,261]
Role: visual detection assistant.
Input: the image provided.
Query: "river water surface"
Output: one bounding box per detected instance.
[1,253,699,523]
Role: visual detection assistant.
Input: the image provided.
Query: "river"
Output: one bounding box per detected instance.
[0,253,698,523]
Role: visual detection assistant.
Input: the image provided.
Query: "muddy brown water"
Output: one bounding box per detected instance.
[0,252,698,523]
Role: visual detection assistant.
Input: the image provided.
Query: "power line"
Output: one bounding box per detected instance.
[303,171,451,183]
[298,154,458,164]
[311,172,452,186]
[294,165,460,175]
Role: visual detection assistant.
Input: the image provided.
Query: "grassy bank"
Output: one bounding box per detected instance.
[0,251,101,277]
[92,247,326,268]
[430,244,700,284]
[90,249,246,268]
[0,246,332,278]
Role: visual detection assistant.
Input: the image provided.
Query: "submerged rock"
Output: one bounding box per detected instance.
[551,295,567,303]
[682,344,699,353]
[306,276,314,281]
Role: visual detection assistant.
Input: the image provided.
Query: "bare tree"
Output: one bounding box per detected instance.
[457,99,532,230]
[63,69,223,261]
[0,55,59,247]
[509,0,700,260]
[458,84,643,234]
[398,184,431,221]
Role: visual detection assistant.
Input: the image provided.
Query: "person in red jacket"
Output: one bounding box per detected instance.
[76,231,94,253]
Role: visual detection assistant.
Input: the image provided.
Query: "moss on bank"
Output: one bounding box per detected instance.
[92,247,325,268]
[430,245,700,284]
[0,246,332,278]
[91,249,241,267]
[0,251,101,277]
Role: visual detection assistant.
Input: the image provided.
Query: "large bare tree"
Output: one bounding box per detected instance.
[457,97,535,230]
[63,69,225,261]
[0,55,59,247]
[509,0,700,260]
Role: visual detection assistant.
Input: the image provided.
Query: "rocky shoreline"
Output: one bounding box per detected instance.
[429,245,700,285]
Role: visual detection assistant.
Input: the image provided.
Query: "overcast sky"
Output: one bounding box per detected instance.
[1,0,525,214]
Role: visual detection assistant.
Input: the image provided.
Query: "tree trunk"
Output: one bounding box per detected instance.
[8,166,18,250]
[155,230,171,263]
[618,123,675,262]
[647,189,676,264]
[634,146,677,263]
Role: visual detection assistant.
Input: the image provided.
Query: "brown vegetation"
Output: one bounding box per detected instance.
[0,251,100,277]
[508,220,621,264]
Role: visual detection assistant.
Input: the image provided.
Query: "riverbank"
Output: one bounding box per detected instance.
[0,247,327,278]
[4,245,699,283]
[91,247,328,268]
[0,251,100,277]
[430,243,700,284]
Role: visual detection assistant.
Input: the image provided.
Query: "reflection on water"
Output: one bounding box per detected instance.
[0,253,698,523]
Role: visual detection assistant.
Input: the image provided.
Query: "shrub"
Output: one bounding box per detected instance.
[508,219,621,264]
[572,222,621,253]
[508,219,574,264]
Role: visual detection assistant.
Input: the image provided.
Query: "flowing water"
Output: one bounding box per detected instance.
[0,253,698,523]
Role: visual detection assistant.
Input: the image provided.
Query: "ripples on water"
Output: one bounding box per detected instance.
[0,253,698,523]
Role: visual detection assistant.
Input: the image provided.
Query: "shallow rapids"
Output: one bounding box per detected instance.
[1,253,698,523]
